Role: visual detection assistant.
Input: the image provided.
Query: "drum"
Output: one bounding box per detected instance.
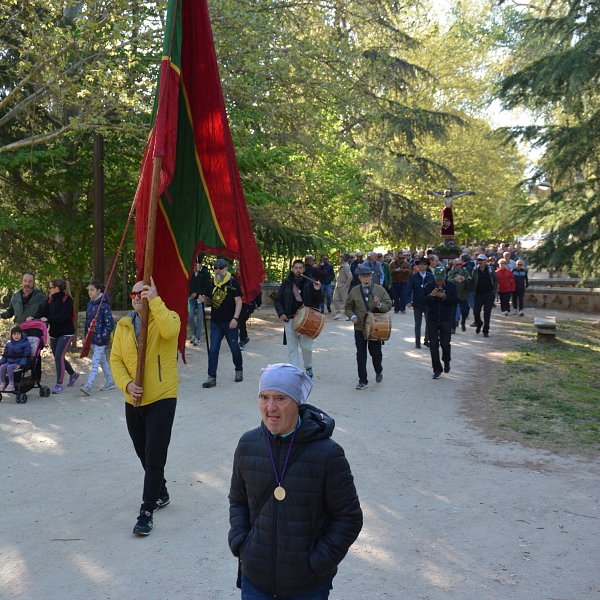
[363,312,392,341]
[292,306,325,339]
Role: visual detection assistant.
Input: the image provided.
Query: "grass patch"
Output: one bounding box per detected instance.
[491,319,600,453]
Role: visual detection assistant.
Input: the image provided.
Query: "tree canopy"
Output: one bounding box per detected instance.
[0,0,531,294]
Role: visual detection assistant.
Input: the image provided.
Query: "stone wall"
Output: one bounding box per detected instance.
[526,286,600,313]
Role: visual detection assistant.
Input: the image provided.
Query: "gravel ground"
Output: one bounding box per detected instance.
[1,306,598,599]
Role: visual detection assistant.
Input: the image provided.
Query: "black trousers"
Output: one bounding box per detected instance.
[428,320,452,373]
[499,291,512,313]
[126,397,177,513]
[413,307,429,344]
[473,290,495,334]
[354,330,382,384]
[238,303,253,341]
[512,289,525,311]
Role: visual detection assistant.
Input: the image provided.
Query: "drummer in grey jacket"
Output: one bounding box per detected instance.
[345,265,392,390]
[274,260,322,379]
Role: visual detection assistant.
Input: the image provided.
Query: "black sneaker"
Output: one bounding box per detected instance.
[415,342,421,348]
[424,341,430,348]
[376,373,383,383]
[483,332,489,338]
[432,371,441,379]
[476,325,481,334]
[235,371,243,382]
[356,382,368,390]
[461,323,466,331]
[133,510,153,536]
[155,493,170,510]
[444,363,450,373]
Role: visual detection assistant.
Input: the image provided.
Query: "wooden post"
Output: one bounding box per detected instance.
[93,133,105,281]
[134,155,163,407]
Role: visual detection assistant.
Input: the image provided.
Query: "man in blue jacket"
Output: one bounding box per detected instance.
[406,258,434,348]
[421,267,458,379]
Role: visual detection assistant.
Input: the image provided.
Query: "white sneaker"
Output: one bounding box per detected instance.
[519,311,524,316]
[333,313,342,320]
[189,336,196,344]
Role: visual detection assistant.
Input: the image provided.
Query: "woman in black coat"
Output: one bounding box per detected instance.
[28,278,79,393]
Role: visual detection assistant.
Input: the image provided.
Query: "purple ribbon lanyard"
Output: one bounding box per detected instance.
[266,427,298,488]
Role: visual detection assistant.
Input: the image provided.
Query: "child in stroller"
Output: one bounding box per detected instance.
[0,320,51,403]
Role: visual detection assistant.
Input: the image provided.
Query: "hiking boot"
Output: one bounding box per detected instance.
[133,510,153,536]
[202,377,216,388]
[376,373,383,383]
[155,493,170,510]
[356,382,368,390]
[305,367,313,379]
[67,372,80,387]
[80,385,91,396]
[52,384,63,394]
[101,381,116,391]
[235,371,243,382]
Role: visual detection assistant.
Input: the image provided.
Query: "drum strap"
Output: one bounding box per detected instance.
[292,282,302,302]
[359,286,372,314]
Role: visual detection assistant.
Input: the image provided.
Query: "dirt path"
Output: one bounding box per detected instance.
[1,306,599,599]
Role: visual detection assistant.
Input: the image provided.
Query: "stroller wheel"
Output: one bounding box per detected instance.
[20,394,27,404]
[44,387,51,397]
[15,394,21,404]
[39,388,45,397]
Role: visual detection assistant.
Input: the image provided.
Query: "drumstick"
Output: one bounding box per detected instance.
[301,273,319,283]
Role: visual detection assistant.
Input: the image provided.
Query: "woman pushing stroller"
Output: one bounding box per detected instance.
[80,280,115,395]
[27,278,79,394]
[0,325,31,392]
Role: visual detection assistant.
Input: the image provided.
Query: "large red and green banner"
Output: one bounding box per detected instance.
[134,0,266,358]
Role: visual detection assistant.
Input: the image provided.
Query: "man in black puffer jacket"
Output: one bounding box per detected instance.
[229,363,362,599]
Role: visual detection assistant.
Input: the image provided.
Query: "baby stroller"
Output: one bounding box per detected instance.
[0,320,51,404]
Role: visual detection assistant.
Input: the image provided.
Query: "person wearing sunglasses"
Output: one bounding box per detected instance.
[110,276,180,536]
[198,258,243,388]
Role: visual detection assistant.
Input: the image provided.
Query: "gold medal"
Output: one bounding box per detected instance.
[274,485,286,501]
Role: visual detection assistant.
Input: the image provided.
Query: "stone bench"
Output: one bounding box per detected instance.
[534,316,557,343]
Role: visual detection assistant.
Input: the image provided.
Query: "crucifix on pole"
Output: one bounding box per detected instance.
[427,186,475,241]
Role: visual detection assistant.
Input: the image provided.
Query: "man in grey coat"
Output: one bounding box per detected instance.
[1,272,46,324]
[332,253,352,320]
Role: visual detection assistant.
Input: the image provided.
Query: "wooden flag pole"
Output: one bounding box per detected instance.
[134,155,163,407]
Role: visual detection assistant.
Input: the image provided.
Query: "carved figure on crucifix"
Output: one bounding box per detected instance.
[427,188,475,239]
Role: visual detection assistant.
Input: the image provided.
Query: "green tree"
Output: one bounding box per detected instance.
[497,0,600,277]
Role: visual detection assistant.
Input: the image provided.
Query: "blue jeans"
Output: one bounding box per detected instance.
[188,299,204,339]
[241,575,332,600]
[319,283,333,311]
[468,290,474,310]
[208,320,242,378]
[392,282,407,312]
[455,300,470,324]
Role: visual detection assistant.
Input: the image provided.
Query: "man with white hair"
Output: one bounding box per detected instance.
[364,251,384,285]
[228,363,363,599]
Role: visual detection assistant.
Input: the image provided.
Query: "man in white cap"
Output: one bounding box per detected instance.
[229,363,363,599]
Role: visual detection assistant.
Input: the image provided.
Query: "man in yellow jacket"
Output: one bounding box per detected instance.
[110,277,180,536]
